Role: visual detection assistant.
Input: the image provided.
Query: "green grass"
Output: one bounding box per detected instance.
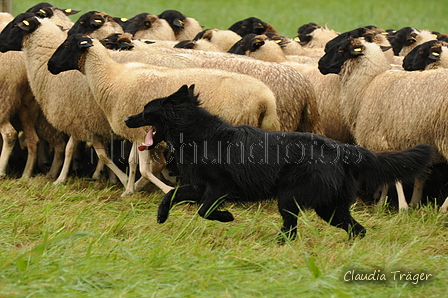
[12,0,448,37]
[0,176,447,297]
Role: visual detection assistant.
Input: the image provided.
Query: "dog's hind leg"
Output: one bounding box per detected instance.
[314,202,366,239]
[158,185,202,223]
[197,187,234,222]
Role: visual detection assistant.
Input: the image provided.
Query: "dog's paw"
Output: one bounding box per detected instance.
[213,210,234,222]
[157,204,170,223]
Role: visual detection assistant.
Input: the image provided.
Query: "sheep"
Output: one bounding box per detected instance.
[122,13,176,40]
[122,39,322,133]
[68,11,124,39]
[0,12,13,23]
[0,9,67,179]
[387,27,437,56]
[295,22,339,48]
[47,33,285,190]
[325,26,398,65]
[228,17,278,37]
[226,33,350,143]
[25,2,79,30]
[0,50,40,179]
[319,37,448,212]
[0,13,140,194]
[174,39,224,52]
[192,28,242,52]
[48,33,280,130]
[403,40,448,71]
[158,10,203,41]
[228,32,323,62]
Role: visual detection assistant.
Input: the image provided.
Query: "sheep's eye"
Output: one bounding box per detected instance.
[338,49,344,53]
[419,50,424,55]
[64,43,70,48]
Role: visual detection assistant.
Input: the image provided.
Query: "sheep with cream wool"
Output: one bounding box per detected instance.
[319,37,448,212]
[117,38,322,133]
[158,10,202,41]
[387,27,437,56]
[122,13,176,41]
[47,34,282,191]
[0,12,13,23]
[295,23,339,48]
[68,11,124,39]
[227,33,350,142]
[0,14,138,192]
[193,29,243,52]
[26,2,79,30]
[228,17,278,37]
[403,40,448,71]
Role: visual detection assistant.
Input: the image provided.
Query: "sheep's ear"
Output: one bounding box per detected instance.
[91,16,105,27]
[380,45,392,52]
[61,8,81,16]
[17,18,39,32]
[351,46,364,55]
[429,51,441,61]
[251,38,265,50]
[173,18,184,28]
[77,37,94,49]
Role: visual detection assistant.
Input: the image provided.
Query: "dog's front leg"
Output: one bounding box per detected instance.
[157,185,202,223]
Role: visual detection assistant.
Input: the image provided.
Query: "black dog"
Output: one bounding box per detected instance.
[125,85,434,240]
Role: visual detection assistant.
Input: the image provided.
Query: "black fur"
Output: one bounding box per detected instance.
[124,85,434,240]
[228,17,270,37]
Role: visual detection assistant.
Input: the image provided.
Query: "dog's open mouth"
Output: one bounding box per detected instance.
[138,127,156,151]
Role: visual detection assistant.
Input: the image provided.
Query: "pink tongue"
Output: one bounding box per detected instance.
[138,127,154,151]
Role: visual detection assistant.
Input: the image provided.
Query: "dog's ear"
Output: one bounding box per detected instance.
[162,85,190,105]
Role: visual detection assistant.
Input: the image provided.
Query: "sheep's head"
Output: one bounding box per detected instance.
[69,11,124,40]
[325,25,381,52]
[319,38,365,75]
[122,13,159,35]
[48,34,93,74]
[228,17,273,37]
[125,85,199,150]
[227,33,266,55]
[158,9,186,34]
[68,11,105,35]
[100,33,134,50]
[26,2,80,18]
[0,13,40,52]
[194,29,217,41]
[387,27,419,55]
[403,40,445,71]
[295,22,321,45]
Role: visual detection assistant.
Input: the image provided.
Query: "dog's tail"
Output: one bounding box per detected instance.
[345,144,435,192]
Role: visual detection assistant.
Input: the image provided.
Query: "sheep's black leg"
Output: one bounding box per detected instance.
[157,185,202,223]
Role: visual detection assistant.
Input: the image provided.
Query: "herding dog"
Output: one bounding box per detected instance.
[125,85,434,240]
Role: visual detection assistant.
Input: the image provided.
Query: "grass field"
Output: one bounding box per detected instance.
[2,0,448,297]
[12,1,448,37]
[0,176,447,297]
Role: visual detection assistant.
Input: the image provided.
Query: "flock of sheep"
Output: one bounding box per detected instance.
[1,2,448,213]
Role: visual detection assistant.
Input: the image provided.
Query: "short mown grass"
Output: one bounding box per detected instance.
[0,176,447,297]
